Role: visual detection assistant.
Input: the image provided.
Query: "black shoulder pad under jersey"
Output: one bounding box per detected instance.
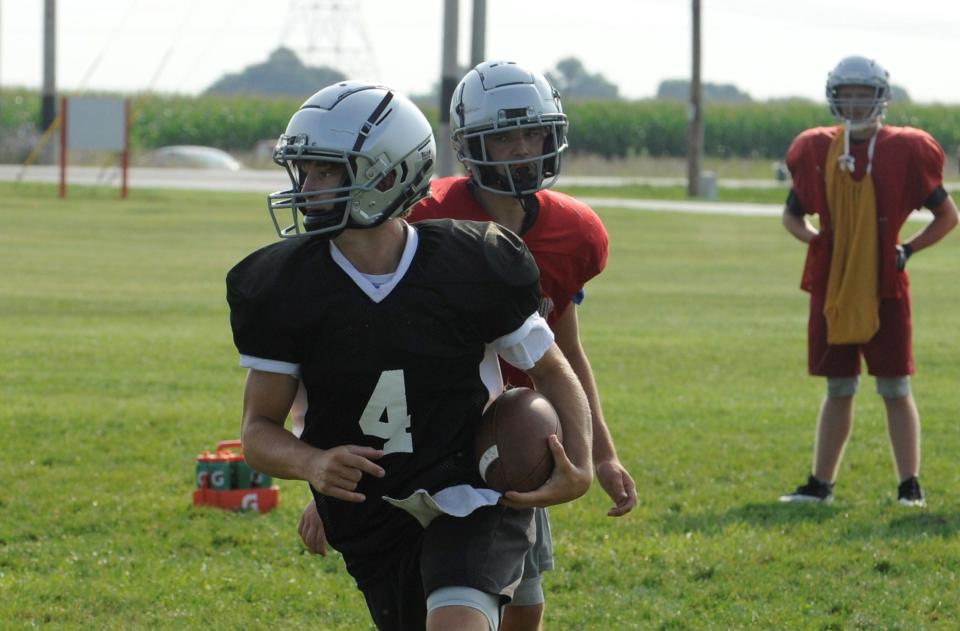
[479,221,540,288]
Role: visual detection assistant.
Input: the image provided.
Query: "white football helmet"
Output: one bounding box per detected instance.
[268,81,436,238]
[825,55,890,131]
[451,60,568,197]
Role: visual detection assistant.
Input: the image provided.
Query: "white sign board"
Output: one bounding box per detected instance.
[66,97,125,151]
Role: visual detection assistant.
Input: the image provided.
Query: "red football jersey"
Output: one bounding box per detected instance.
[786,125,945,298]
[411,177,609,387]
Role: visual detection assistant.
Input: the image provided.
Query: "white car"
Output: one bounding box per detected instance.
[142,145,241,171]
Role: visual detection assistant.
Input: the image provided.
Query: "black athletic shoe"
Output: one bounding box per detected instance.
[897,476,926,507]
[779,475,834,504]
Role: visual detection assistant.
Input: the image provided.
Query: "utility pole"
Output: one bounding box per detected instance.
[470,0,486,68]
[686,0,703,197]
[41,0,57,132]
[438,0,458,177]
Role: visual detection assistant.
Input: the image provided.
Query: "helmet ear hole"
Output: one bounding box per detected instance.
[376,169,398,192]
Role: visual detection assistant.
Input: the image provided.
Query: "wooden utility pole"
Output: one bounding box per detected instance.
[470,0,486,68]
[687,0,703,197]
[41,0,57,133]
[438,0,459,177]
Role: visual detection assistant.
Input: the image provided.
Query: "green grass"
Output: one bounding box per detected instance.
[3,182,960,629]
[556,183,790,204]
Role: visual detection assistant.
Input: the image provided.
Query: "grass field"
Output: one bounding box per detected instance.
[2,182,960,630]
[556,183,789,204]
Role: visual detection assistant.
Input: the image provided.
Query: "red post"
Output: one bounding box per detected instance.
[121,99,130,199]
[59,96,67,198]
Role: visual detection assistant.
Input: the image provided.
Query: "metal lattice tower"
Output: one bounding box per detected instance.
[280,0,380,81]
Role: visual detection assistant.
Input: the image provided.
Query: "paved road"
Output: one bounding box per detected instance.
[0,164,936,221]
[4,165,787,192]
[0,164,289,193]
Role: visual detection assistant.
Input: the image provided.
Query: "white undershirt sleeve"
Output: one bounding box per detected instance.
[488,312,554,371]
[239,355,301,378]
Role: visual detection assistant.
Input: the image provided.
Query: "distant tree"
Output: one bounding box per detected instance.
[545,57,619,101]
[764,85,910,105]
[890,84,911,104]
[656,79,752,103]
[765,96,817,104]
[204,48,346,98]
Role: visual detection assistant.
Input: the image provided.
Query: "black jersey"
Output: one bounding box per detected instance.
[227,219,541,579]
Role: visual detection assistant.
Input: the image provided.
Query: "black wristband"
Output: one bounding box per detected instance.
[901,243,914,259]
[785,189,805,218]
[923,185,948,210]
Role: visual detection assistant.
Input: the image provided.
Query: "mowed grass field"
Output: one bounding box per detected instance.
[2,182,960,630]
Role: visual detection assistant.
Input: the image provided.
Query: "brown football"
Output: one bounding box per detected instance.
[475,387,562,493]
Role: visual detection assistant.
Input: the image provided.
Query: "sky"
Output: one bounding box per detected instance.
[3,0,960,104]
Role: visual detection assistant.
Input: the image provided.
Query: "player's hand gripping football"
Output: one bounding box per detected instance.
[307,445,385,503]
[500,435,592,509]
[596,459,638,517]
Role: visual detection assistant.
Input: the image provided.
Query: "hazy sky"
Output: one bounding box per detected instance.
[3,0,959,103]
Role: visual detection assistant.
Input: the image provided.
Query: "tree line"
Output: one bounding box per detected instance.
[7,49,951,163]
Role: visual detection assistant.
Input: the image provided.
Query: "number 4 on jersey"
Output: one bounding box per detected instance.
[358,369,412,454]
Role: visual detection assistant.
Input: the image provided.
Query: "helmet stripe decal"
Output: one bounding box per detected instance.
[352,91,395,152]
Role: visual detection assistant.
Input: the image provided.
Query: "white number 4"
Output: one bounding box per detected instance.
[358,370,412,454]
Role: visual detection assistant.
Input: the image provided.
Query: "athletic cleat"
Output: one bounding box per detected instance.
[897,476,926,507]
[779,475,834,504]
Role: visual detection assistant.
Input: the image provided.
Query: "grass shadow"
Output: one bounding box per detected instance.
[659,501,841,535]
[659,501,960,541]
[864,510,960,540]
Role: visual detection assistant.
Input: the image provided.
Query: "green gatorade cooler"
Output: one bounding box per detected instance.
[232,456,253,489]
[195,451,214,488]
[251,470,273,488]
[208,456,232,491]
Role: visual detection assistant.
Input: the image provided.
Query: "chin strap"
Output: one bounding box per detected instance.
[477,163,540,197]
[517,194,540,235]
[838,122,880,174]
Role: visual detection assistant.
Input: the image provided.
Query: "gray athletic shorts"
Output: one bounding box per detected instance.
[510,507,555,607]
[361,505,535,631]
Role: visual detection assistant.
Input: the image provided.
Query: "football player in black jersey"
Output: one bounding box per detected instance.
[226,82,593,631]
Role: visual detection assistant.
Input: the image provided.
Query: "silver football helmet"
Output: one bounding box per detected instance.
[268,81,436,238]
[825,55,890,131]
[451,60,568,197]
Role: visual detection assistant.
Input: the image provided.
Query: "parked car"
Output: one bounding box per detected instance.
[141,145,241,171]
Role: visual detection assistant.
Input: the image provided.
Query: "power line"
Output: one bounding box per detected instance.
[279,0,379,79]
[176,0,249,92]
[75,0,141,92]
[144,2,201,93]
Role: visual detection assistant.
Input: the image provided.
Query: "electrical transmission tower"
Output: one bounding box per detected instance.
[280,0,380,80]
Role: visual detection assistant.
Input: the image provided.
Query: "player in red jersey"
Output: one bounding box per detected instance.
[295,61,636,631]
[779,56,957,507]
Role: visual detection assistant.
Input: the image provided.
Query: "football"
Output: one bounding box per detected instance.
[474,387,562,493]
